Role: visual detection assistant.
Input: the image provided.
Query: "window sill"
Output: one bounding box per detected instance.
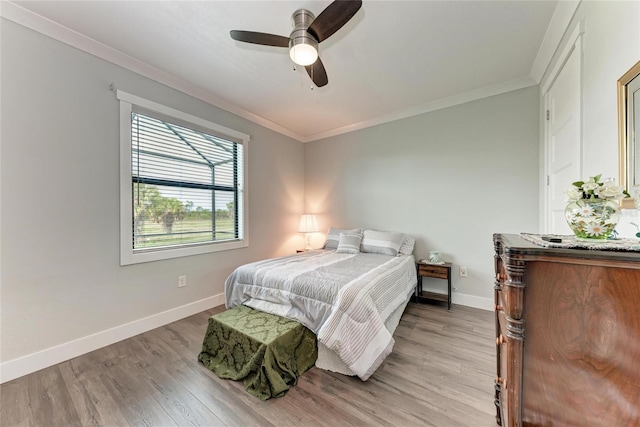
[121,239,248,266]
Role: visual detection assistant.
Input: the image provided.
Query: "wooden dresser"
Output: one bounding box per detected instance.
[493,234,640,426]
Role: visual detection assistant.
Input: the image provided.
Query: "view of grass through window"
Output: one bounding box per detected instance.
[132,183,235,248]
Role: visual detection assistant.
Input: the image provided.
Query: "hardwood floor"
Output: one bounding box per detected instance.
[1,302,496,426]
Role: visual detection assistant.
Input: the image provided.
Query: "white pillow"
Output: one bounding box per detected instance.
[361,230,404,256]
[335,233,363,254]
[398,235,416,256]
[323,227,363,250]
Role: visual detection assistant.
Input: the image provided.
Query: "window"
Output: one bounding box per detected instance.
[118,91,249,265]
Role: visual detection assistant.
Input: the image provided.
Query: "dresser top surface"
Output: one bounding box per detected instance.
[494,233,640,264]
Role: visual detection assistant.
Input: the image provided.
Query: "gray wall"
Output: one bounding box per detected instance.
[0,20,304,363]
[304,86,540,305]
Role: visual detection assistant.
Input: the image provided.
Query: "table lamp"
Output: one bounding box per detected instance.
[298,214,319,251]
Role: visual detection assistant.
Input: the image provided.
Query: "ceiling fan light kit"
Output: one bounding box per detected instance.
[230,0,362,87]
[289,9,318,66]
[289,41,318,66]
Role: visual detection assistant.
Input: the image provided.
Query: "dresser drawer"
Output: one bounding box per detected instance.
[418,265,448,278]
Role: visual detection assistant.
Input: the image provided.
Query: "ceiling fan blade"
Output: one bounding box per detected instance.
[230,30,290,47]
[307,0,362,43]
[305,58,328,87]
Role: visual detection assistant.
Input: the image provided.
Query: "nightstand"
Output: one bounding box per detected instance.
[414,261,452,310]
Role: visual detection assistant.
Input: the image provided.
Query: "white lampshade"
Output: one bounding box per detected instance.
[298,214,319,233]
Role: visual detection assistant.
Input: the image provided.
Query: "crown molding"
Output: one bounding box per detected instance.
[529,0,581,84]
[0,1,305,142]
[301,76,537,142]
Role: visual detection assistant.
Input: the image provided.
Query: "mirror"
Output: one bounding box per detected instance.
[618,60,640,208]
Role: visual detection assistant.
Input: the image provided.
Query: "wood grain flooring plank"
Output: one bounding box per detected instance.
[280,373,382,426]
[295,368,396,426]
[407,324,494,366]
[98,363,175,427]
[165,360,276,427]
[313,369,428,426]
[137,364,224,426]
[57,359,130,427]
[26,365,82,427]
[0,376,32,427]
[375,355,494,424]
[372,367,493,426]
[100,335,225,426]
[159,322,208,357]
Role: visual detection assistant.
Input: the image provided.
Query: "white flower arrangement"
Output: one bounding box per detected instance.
[564,174,629,239]
[565,174,629,202]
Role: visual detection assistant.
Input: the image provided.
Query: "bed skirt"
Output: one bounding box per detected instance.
[198,305,317,400]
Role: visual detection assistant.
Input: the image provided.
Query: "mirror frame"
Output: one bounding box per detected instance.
[618,60,640,208]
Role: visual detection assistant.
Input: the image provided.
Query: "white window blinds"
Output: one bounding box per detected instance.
[130,111,244,251]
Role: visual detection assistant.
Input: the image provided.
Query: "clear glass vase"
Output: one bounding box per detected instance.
[565,198,620,240]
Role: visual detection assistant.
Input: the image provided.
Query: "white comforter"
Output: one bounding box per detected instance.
[224,250,417,380]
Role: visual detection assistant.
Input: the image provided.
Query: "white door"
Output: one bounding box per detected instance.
[545,37,582,234]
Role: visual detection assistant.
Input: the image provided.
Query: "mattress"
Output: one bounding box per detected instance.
[224,249,417,380]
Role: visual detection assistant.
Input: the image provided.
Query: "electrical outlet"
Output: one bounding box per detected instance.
[178,275,187,287]
[459,267,468,277]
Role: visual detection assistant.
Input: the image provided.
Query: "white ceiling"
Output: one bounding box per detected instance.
[7,0,559,142]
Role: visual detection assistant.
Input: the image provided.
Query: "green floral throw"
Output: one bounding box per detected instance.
[198,305,318,400]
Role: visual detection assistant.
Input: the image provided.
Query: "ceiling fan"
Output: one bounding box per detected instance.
[230,0,363,88]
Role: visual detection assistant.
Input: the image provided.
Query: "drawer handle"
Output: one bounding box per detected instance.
[496,377,507,389]
[496,334,506,345]
[495,304,503,311]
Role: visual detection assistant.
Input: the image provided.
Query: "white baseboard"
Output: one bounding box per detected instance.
[0,293,225,384]
[452,292,493,311]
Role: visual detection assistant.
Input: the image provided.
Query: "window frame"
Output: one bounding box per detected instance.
[118,90,249,265]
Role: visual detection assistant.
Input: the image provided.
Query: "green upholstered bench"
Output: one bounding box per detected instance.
[198,305,318,400]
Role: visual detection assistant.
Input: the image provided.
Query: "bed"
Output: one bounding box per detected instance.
[224,229,417,380]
